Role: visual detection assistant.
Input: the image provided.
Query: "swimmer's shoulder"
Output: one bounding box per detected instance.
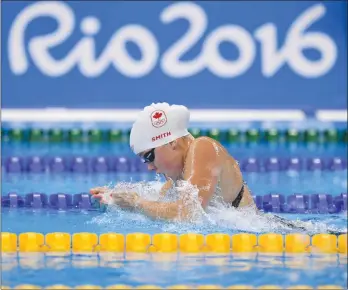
[190,136,237,164]
[187,136,227,161]
[191,136,220,146]
[190,136,217,151]
[183,137,222,183]
[191,137,227,154]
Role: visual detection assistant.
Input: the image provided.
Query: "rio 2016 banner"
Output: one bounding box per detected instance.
[2,1,347,110]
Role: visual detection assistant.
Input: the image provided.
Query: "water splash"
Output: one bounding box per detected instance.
[89,180,347,235]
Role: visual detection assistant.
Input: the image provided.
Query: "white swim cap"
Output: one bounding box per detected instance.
[130,102,190,154]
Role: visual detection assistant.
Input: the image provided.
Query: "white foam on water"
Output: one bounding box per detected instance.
[89,180,347,235]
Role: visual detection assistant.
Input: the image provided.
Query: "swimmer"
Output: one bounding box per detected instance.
[90,102,255,220]
[89,103,346,235]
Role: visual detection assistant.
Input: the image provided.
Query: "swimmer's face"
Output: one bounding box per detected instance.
[140,141,183,178]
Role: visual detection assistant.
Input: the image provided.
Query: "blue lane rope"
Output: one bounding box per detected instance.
[2,155,347,173]
[2,192,347,214]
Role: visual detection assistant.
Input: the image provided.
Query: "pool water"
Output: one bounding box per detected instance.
[2,251,347,288]
[1,125,347,289]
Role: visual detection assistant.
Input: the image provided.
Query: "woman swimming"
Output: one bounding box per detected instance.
[90,102,346,235]
[90,102,255,220]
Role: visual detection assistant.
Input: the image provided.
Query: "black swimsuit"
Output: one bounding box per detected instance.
[231,184,245,208]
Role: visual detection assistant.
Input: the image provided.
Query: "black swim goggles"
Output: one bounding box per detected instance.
[141,148,155,163]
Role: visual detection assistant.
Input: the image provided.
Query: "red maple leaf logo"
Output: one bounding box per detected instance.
[153,112,162,119]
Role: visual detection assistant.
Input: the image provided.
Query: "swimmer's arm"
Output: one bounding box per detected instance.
[137,198,189,221]
[158,175,173,199]
[182,138,219,209]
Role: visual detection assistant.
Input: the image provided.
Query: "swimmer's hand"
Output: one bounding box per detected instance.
[89,186,109,203]
[112,192,141,210]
